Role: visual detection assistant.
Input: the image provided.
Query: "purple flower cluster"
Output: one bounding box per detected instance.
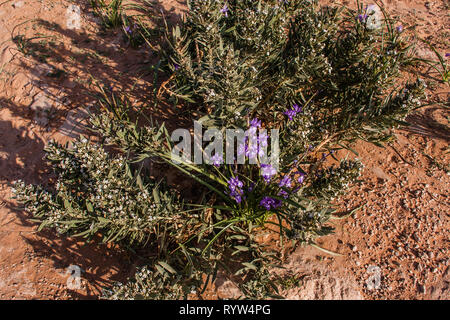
[227,176,243,203]
[259,197,282,211]
[277,175,292,199]
[250,118,261,128]
[283,104,302,121]
[228,176,243,190]
[260,164,276,183]
[237,118,267,160]
[278,175,292,188]
[258,130,268,148]
[210,153,223,167]
[396,25,403,33]
[238,136,258,160]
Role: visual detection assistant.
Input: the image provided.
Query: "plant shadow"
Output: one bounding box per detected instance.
[404,106,450,142]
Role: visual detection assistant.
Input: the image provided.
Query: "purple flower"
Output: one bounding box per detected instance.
[237,131,262,160]
[257,131,268,158]
[297,172,306,184]
[278,175,292,188]
[247,145,258,160]
[292,104,302,113]
[278,189,289,199]
[228,176,243,191]
[227,176,244,203]
[445,53,450,58]
[210,153,223,167]
[358,14,368,22]
[396,25,403,33]
[174,64,180,71]
[229,189,242,203]
[260,164,276,183]
[247,126,258,141]
[258,131,268,148]
[283,104,303,121]
[220,4,229,17]
[250,118,261,128]
[283,109,297,121]
[237,137,248,157]
[125,26,132,34]
[259,197,282,211]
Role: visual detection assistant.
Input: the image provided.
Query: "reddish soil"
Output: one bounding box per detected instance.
[0,0,448,299]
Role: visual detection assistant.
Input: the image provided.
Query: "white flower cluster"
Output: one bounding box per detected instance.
[104,266,187,300]
[12,137,183,244]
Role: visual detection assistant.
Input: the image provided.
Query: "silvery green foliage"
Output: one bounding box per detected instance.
[103,265,204,300]
[166,0,300,128]
[12,137,186,245]
[89,110,167,157]
[12,0,428,300]
[167,0,425,146]
[306,159,363,200]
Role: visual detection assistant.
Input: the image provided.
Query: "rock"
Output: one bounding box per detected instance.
[372,166,390,181]
[66,4,81,30]
[29,92,56,126]
[215,279,242,299]
[12,1,24,8]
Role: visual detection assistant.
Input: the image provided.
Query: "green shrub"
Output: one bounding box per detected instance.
[13,0,426,299]
[90,0,125,29]
[12,137,190,245]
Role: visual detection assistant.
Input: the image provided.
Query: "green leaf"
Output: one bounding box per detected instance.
[234,245,250,252]
[64,199,72,210]
[136,174,144,190]
[98,217,110,223]
[86,201,94,213]
[241,262,258,271]
[152,188,161,205]
[158,261,177,274]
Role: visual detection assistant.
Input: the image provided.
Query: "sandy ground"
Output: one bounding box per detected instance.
[0,0,448,299]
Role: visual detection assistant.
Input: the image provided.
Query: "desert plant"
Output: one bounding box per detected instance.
[13,0,427,299]
[417,39,449,84]
[12,137,195,246]
[90,0,125,29]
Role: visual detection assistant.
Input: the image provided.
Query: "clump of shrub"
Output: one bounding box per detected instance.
[103,265,204,300]
[12,137,191,245]
[90,0,125,29]
[13,0,427,299]
[89,0,160,49]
